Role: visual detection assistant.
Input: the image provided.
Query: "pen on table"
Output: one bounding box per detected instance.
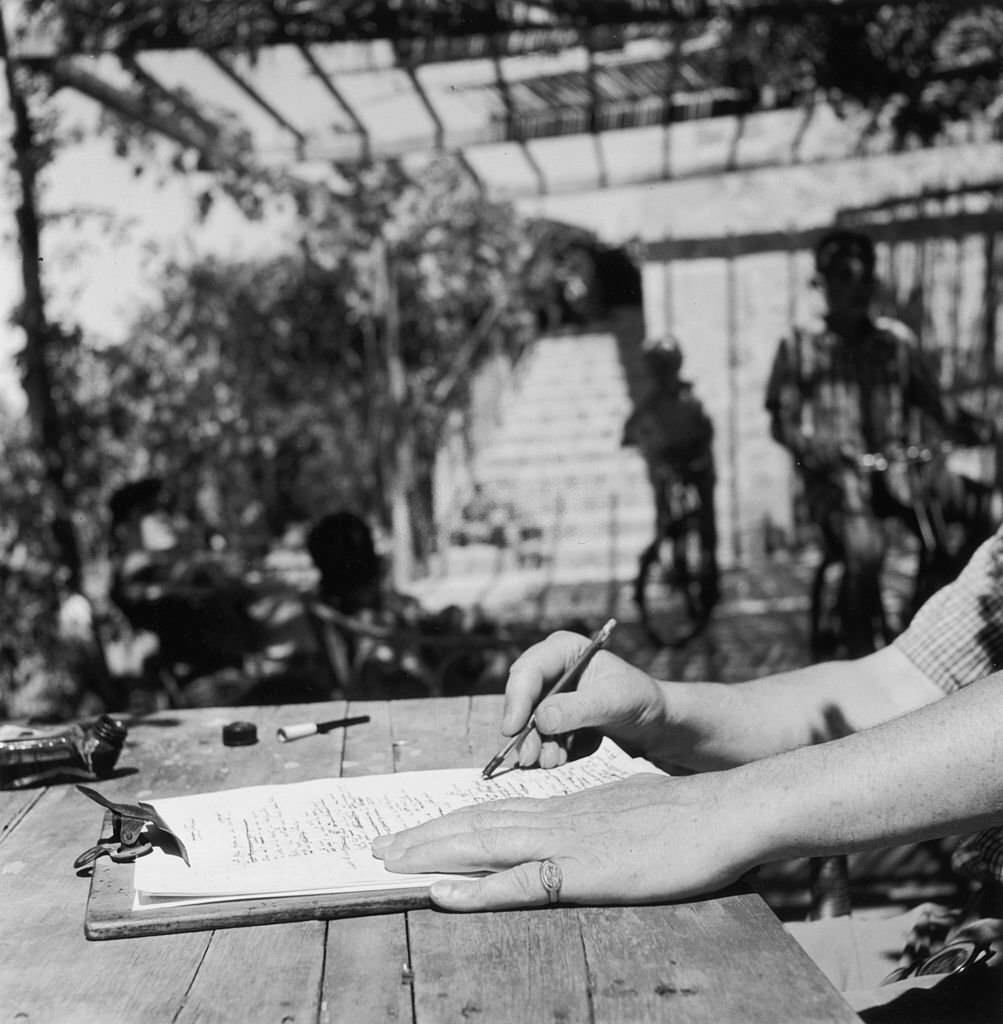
[481,617,617,779]
[276,715,371,743]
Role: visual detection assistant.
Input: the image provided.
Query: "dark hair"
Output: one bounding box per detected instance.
[642,337,684,377]
[814,229,876,280]
[306,511,380,604]
[108,477,165,529]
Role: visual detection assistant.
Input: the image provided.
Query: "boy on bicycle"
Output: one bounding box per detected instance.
[622,337,719,618]
[765,228,976,656]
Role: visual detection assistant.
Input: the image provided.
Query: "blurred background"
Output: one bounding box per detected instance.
[1,1,1002,735]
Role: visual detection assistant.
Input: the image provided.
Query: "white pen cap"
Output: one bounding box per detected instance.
[276,723,319,743]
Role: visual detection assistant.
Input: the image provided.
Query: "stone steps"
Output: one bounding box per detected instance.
[428,331,656,593]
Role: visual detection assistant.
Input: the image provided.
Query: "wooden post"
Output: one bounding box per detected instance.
[983,226,998,384]
[380,242,414,590]
[725,237,742,566]
[663,250,674,337]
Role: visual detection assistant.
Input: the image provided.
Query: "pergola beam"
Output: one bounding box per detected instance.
[583,27,610,190]
[297,43,371,163]
[120,54,223,144]
[490,46,548,195]
[207,52,307,153]
[399,60,484,191]
[45,58,229,168]
[645,207,1003,262]
[12,1,986,62]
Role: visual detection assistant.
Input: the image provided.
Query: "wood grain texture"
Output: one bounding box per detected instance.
[403,696,595,1024]
[1,712,217,1023]
[580,900,860,1024]
[322,699,415,1024]
[2,698,861,1023]
[157,703,333,1024]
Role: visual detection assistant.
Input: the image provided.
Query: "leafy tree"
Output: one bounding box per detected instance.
[95,157,535,568]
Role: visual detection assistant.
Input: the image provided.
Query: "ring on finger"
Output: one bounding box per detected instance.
[539,858,563,906]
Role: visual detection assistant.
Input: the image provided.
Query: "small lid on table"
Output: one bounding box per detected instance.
[222,721,258,746]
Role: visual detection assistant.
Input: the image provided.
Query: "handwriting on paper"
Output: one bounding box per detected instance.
[133,740,658,903]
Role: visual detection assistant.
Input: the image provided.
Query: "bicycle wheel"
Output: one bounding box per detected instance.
[634,516,716,648]
[809,553,892,659]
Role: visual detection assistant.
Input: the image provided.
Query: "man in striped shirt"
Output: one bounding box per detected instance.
[765,229,969,655]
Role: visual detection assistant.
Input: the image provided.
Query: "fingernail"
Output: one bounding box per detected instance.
[371,835,393,852]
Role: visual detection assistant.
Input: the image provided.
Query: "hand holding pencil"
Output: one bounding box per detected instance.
[482,619,617,778]
[494,622,674,772]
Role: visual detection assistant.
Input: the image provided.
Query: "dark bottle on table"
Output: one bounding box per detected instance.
[0,715,127,787]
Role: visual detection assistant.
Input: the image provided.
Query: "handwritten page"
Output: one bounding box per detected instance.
[133,740,660,909]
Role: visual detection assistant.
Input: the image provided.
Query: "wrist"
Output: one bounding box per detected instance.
[652,680,747,772]
[716,761,791,871]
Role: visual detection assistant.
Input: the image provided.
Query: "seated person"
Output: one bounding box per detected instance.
[306,510,385,617]
[108,478,257,682]
[306,511,512,697]
[372,521,1003,1021]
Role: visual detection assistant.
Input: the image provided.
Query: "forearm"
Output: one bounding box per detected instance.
[736,675,1003,864]
[656,646,942,770]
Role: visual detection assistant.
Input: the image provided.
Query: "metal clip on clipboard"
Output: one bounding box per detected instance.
[73,785,190,870]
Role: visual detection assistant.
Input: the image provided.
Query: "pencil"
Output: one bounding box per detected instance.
[481,618,617,779]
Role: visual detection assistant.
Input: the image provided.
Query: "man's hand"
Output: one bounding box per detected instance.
[371,771,763,911]
[797,438,861,475]
[502,631,670,769]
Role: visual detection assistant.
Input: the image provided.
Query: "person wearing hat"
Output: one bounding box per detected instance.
[764,228,976,656]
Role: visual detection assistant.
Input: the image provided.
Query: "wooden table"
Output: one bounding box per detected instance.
[1,697,860,1023]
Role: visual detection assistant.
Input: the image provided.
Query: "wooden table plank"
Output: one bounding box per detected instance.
[1,701,345,1023]
[170,702,340,1024]
[1,712,219,1023]
[0,787,42,839]
[322,700,415,1024]
[398,696,596,1024]
[580,901,859,1024]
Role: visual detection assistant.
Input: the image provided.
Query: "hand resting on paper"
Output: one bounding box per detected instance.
[371,769,764,911]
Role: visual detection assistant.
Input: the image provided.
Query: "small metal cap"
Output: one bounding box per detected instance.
[222,721,258,747]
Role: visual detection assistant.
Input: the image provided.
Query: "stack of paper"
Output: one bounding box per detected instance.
[134,740,659,910]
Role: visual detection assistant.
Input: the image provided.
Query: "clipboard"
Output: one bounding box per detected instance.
[83,848,433,940]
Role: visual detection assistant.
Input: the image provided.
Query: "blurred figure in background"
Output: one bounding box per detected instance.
[108,477,259,698]
[765,228,984,656]
[622,337,719,631]
[305,510,518,698]
[306,509,385,617]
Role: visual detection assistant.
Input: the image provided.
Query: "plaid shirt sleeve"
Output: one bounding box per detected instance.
[894,525,1003,885]
[894,525,1003,693]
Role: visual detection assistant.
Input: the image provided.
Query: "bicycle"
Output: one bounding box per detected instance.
[808,439,998,660]
[632,460,720,648]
